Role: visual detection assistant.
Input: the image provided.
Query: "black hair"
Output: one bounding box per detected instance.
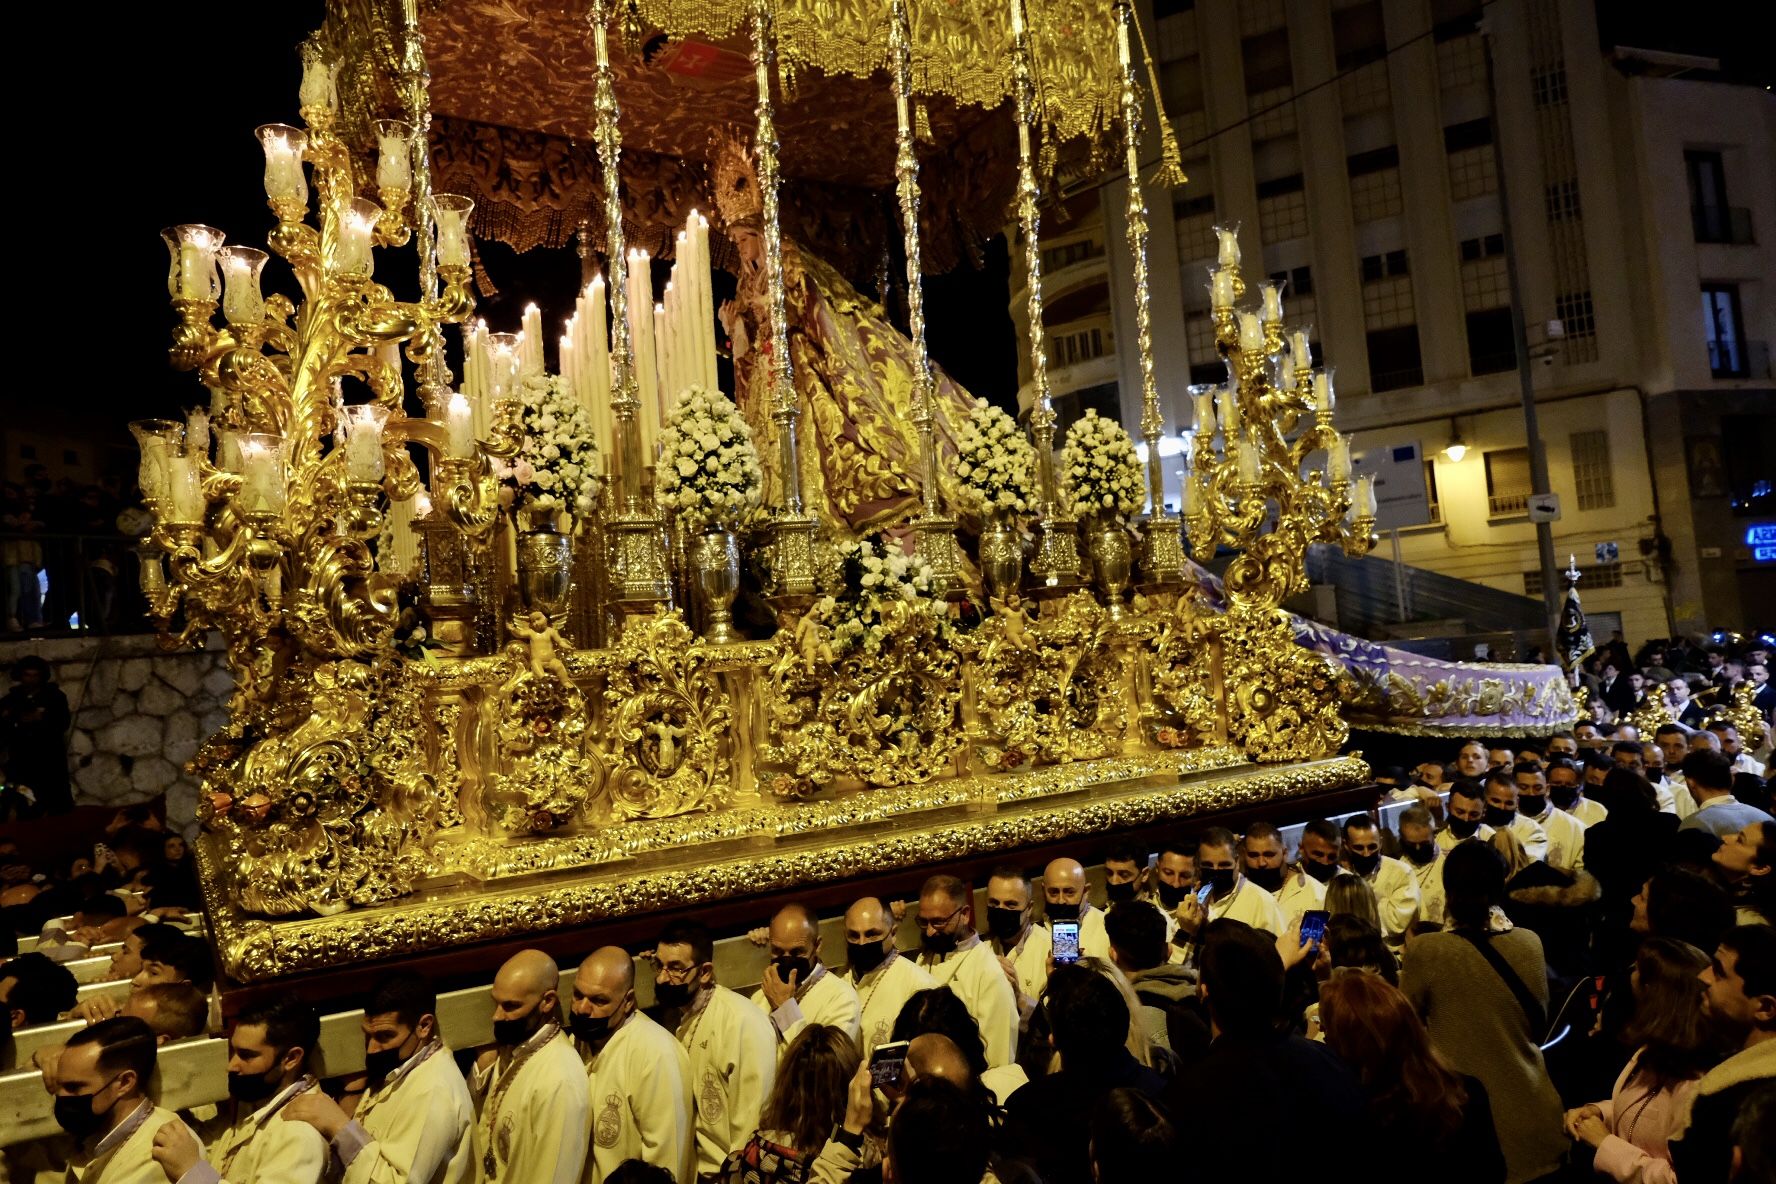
[67,1015,156,1084]
[605,1164,676,1184]
[1448,780,1484,803]
[1325,916,1398,986]
[1243,819,1282,844]
[1197,826,1237,856]
[1158,838,1196,860]
[890,987,989,1078]
[1197,919,1283,1037]
[1732,1085,1774,1184]
[1682,750,1734,793]
[1645,866,1735,955]
[886,1076,992,1184]
[139,928,215,993]
[1102,842,1145,868]
[1720,924,1776,1002]
[1341,814,1378,838]
[1102,899,1168,971]
[238,995,320,1068]
[1302,819,1340,846]
[1612,740,1646,759]
[77,893,127,922]
[1042,963,1130,1067]
[987,863,1031,888]
[0,952,77,1023]
[1600,769,1659,814]
[1442,841,1506,930]
[365,969,437,1030]
[1512,761,1546,780]
[656,919,715,968]
[8,656,51,682]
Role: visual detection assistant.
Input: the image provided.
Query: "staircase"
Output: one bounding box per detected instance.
[1304,545,1547,639]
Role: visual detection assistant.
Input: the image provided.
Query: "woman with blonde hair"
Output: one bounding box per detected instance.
[1325,872,1382,932]
[720,1024,860,1183]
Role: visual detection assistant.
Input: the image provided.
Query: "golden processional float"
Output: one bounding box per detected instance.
[143,0,1574,983]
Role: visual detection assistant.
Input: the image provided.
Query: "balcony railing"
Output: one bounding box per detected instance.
[1487,492,1530,516]
[1709,339,1772,379]
[1692,204,1754,245]
[1,532,156,638]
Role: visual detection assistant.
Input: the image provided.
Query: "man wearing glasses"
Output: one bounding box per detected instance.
[913,874,1018,1068]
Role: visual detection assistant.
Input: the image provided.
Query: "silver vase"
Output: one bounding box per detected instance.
[693,528,742,643]
[516,528,575,617]
[979,515,1023,605]
[1087,516,1132,620]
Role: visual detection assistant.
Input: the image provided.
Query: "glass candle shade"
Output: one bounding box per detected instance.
[255,124,308,208]
[1209,267,1235,311]
[373,119,414,194]
[1215,223,1240,268]
[341,404,391,482]
[335,198,381,276]
[129,419,186,506]
[431,194,474,268]
[486,333,522,400]
[1188,384,1217,438]
[1237,312,1264,353]
[1290,325,1313,370]
[1260,281,1285,323]
[1219,384,1242,436]
[161,225,224,300]
[219,246,269,325]
[163,455,205,525]
[237,433,288,515]
[1328,434,1352,484]
[445,391,476,459]
[1237,439,1262,484]
[1313,368,1337,413]
[299,53,337,112]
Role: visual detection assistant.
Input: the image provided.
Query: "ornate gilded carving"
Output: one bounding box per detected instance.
[599,610,735,819]
[969,593,1123,768]
[1216,608,1351,764]
[487,616,603,833]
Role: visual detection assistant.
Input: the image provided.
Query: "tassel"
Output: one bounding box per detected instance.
[1131,7,1189,191]
[915,100,932,143]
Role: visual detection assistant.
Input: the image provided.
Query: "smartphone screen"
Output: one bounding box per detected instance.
[1195,882,1215,906]
[1300,909,1330,949]
[1052,919,1081,965]
[870,1040,910,1088]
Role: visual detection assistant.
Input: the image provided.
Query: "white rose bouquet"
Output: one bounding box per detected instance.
[498,372,604,522]
[654,386,765,533]
[953,398,1037,520]
[1060,409,1143,521]
[811,535,950,658]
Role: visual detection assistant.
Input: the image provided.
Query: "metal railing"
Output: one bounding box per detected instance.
[1487,492,1530,516]
[0,531,156,638]
[1692,204,1754,245]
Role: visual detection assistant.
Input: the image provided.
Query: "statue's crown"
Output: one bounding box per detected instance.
[710,130,763,227]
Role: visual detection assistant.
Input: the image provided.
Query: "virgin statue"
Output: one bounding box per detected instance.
[711,136,981,541]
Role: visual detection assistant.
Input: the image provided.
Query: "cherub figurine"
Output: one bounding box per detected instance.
[792,611,834,667]
[987,592,1033,653]
[648,717,688,772]
[510,611,572,683]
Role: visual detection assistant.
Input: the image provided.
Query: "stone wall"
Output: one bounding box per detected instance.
[0,633,231,832]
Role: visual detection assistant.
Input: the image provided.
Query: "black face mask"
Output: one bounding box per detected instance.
[1245,864,1284,892]
[227,1068,281,1104]
[1483,805,1517,828]
[921,930,959,955]
[848,939,889,975]
[491,1004,544,1048]
[1105,879,1137,904]
[1200,867,1236,895]
[569,1011,614,1046]
[53,1078,116,1140]
[363,1046,405,1086]
[1045,900,1081,922]
[985,907,1024,943]
[1347,851,1381,877]
[772,955,814,985]
[1549,783,1581,810]
[653,980,696,1010]
[1447,816,1481,840]
[1302,858,1338,883]
[1401,840,1437,866]
[1517,794,1548,819]
[1155,881,1190,908]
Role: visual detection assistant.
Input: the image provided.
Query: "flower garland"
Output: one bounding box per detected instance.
[953,398,1038,520]
[654,386,765,533]
[811,535,950,658]
[498,373,604,521]
[1060,409,1143,521]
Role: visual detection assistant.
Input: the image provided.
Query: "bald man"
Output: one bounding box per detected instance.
[750,903,862,1051]
[914,874,1018,1069]
[838,895,936,1057]
[984,865,1051,1018]
[904,1033,975,1091]
[569,947,693,1184]
[470,949,588,1184]
[1041,857,1111,962]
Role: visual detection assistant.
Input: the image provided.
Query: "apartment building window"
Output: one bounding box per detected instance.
[1465,309,1515,375]
[1431,0,1483,40]
[1484,448,1532,516]
[1531,64,1568,107]
[1703,283,1747,377]
[1042,239,1104,273]
[1459,234,1505,261]
[1570,429,1616,511]
[1435,33,1484,88]
[1366,327,1424,391]
[1444,119,1497,199]
[1686,150,1753,244]
[1555,291,1596,343]
[1243,29,1292,93]
[1257,173,1310,242]
[1174,189,1217,262]
[1334,1,1389,113]
[1050,326,1106,369]
[1270,267,1320,363]
[1545,180,1582,222]
[1161,55,1205,116]
[1239,0,1286,38]
[1348,147,1403,221]
[1360,250,1410,283]
[1362,250,1419,389]
[1185,311,1221,386]
[1461,238,1514,376]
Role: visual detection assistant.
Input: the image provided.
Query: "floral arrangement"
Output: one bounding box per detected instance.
[654,386,765,533]
[499,373,604,522]
[810,535,950,658]
[952,398,1038,520]
[1060,408,1144,521]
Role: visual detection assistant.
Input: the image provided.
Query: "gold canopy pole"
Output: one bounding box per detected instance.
[397,0,445,411]
[1117,1,1184,588]
[1010,0,1083,593]
[890,0,961,597]
[590,0,672,619]
[752,0,817,605]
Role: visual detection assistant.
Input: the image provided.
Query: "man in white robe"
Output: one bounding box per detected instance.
[984,865,1051,1021]
[46,1017,205,1184]
[1437,781,1496,852]
[838,896,935,1056]
[1396,806,1447,926]
[469,949,588,1184]
[1483,769,1550,862]
[749,903,862,1050]
[1547,756,1608,829]
[1239,821,1325,925]
[914,874,1018,1069]
[1341,815,1421,946]
[1175,828,1286,951]
[1515,762,1587,872]
[284,969,475,1184]
[652,920,775,1180]
[569,947,693,1184]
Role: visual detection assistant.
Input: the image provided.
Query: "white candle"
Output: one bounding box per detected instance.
[628,249,660,424]
[431,195,474,268]
[186,408,210,461]
[169,225,224,300]
[520,304,545,379]
[587,277,613,455]
[1329,434,1352,484]
[1290,326,1313,369]
[336,198,380,276]
[1261,282,1284,323]
[1238,439,1262,484]
[691,211,717,392]
[255,125,307,207]
[300,54,337,111]
[342,405,389,482]
[654,301,672,418]
[239,434,287,514]
[373,119,413,193]
[1238,311,1264,353]
[1216,225,1240,268]
[216,430,242,474]
[445,392,475,458]
[219,246,268,325]
[1192,389,1216,438]
[1210,267,1235,310]
[560,328,577,399]
[1184,474,1203,517]
[164,456,205,525]
[1010,0,1024,37]
[1219,385,1241,436]
[1314,370,1336,413]
[386,495,418,576]
[1357,474,1378,517]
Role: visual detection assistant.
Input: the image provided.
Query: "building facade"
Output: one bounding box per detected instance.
[1023,0,1774,643]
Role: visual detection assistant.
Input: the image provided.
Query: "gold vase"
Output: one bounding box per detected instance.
[516,527,574,618]
[1087,516,1133,620]
[979,514,1023,605]
[693,527,742,644]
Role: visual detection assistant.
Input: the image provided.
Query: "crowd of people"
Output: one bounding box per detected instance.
[2,467,150,636]
[1573,634,1775,733]
[2,711,1773,1184]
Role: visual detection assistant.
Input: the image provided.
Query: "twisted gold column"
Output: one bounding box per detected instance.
[1115,2,1185,589]
[1010,0,1083,594]
[591,0,672,618]
[890,0,961,597]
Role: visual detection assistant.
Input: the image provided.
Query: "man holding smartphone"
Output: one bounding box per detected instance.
[1173,828,1285,948]
[1041,858,1111,962]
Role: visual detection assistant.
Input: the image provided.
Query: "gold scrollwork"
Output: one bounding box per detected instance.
[600,610,734,819]
[968,592,1121,768]
[488,653,603,835]
[1217,607,1350,764]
